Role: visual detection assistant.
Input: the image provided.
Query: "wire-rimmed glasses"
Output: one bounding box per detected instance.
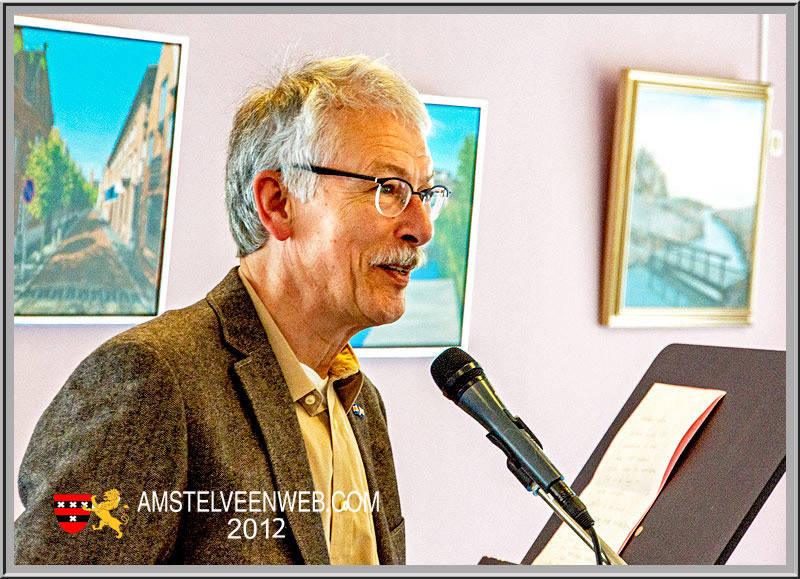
[290,165,451,221]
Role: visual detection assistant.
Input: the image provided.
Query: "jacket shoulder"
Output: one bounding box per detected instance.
[15,322,190,564]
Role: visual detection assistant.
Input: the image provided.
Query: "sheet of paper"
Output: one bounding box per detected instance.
[531,383,725,565]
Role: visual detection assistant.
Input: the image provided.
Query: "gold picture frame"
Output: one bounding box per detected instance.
[600,69,773,327]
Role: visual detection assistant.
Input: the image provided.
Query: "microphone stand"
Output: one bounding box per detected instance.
[530,482,626,565]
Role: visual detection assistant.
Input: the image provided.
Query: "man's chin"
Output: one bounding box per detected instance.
[369,309,405,327]
[361,297,406,327]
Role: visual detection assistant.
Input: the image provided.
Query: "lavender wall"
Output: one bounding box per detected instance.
[12,11,788,566]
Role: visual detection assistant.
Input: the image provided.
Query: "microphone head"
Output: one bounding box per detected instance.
[430,347,485,402]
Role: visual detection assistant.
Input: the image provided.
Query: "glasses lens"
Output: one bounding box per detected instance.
[426,186,449,221]
[376,179,412,217]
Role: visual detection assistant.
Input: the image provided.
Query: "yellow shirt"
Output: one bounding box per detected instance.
[239,271,380,565]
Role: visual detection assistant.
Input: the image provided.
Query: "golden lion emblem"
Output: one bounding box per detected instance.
[82,489,130,538]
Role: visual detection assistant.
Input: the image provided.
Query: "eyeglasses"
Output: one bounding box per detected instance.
[289,164,451,221]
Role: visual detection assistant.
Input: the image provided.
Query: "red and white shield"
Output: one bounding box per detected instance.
[53,494,92,533]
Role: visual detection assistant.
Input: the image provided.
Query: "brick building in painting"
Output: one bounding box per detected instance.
[98,65,157,245]
[98,42,179,288]
[13,27,53,240]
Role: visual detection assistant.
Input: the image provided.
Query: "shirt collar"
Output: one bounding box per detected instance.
[238,268,363,416]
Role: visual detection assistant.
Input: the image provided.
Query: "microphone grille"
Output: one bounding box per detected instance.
[430,347,484,401]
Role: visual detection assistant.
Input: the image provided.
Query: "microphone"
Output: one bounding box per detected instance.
[431,347,594,530]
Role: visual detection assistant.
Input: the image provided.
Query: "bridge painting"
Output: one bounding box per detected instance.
[601,71,770,326]
[616,78,768,319]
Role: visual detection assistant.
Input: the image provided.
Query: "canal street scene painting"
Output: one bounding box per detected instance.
[351,100,483,349]
[13,20,182,319]
[622,87,767,310]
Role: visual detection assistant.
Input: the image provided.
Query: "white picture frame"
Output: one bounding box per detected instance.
[353,95,487,357]
[13,16,189,325]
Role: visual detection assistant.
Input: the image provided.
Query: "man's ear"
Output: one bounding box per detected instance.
[252,170,292,241]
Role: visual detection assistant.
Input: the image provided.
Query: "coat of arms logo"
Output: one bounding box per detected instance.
[53,494,92,533]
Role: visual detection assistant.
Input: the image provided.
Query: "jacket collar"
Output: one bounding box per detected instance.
[205,267,270,358]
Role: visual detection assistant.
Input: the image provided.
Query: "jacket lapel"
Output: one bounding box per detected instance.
[206,268,329,565]
[347,394,394,564]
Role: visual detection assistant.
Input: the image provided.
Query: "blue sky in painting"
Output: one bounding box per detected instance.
[425,103,481,177]
[634,89,765,210]
[21,26,162,182]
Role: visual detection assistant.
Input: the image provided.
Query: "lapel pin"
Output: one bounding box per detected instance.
[351,403,365,418]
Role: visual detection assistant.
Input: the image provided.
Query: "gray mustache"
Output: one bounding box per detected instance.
[369,246,427,270]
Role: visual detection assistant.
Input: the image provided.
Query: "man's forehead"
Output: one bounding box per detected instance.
[367,160,434,183]
[329,107,425,145]
[329,108,433,179]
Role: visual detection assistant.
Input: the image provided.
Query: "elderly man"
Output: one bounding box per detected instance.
[15,55,450,565]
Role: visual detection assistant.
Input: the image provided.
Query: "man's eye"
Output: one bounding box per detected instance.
[379,179,407,196]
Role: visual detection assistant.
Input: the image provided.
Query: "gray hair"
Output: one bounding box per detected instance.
[225,55,431,257]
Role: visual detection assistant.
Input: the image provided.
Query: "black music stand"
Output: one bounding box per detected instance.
[513,344,786,565]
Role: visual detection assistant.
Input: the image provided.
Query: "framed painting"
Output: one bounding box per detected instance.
[13,16,188,324]
[600,69,772,327]
[353,95,487,356]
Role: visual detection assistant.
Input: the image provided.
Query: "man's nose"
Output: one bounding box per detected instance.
[395,194,434,246]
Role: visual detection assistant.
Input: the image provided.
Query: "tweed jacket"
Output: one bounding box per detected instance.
[15,267,405,565]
